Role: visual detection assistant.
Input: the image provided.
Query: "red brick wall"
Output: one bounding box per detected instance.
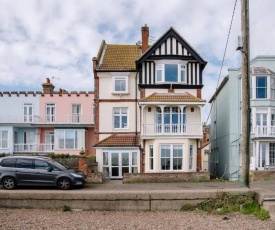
[197,89,201,98]
[141,25,149,53]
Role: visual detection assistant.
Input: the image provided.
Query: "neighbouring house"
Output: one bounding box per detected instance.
[93,25,207,179]
[0,78,95,155]
[209,55,275,181]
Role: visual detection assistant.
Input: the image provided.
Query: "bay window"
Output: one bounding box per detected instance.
[55,129,84,150]
[160,144,183,170]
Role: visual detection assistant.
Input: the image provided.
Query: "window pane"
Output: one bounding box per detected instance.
[103,152,108,165]
[122,153,129,166]
[115,79,126,92]
[15,159,32,168]
[132,152,137,165]
[65,130,74,149]
[165,64,178,82]
[257,77,267,87]
[35,160,49,170]
[1,158,16,167]
[157,70,162,82]
[114,116,120,128]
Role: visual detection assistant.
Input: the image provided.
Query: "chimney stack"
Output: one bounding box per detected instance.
[42,78,55,94]
[141,24,149,53]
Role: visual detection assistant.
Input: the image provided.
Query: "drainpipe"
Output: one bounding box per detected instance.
[135,71,138,135]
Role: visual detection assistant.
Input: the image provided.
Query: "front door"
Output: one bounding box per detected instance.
[23,131,35,152]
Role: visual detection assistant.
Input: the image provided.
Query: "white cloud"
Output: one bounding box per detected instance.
[0,0,275,122]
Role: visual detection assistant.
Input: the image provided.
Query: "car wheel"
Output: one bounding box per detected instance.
[57,178,72,190]
[2,177,16,190]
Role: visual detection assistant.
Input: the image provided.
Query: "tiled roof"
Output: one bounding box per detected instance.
[98,45,141,71]
[94,134,140,147]
[250,66,275,75]
[139,92,206,103]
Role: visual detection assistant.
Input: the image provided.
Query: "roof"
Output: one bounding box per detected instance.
[136,27,207,67]
[139,92,206,103]
[98,44,141,71]
[209,76,229,103]
[250,66,275,75]
[94,134,140,147]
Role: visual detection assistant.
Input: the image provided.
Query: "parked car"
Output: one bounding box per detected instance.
[0,156,86,190]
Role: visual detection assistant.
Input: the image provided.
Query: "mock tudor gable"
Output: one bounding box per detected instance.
[136,27,207,88]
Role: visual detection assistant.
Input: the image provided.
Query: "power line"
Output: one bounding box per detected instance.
[205,0,238,124]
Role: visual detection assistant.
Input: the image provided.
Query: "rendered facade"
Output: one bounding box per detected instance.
[93,25,207,179]
[0,78,95,155]
[209,56,275,181]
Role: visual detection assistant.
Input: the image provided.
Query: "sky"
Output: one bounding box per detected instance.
[0,0,275,123]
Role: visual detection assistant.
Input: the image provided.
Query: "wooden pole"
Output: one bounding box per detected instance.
[240,0,250,187]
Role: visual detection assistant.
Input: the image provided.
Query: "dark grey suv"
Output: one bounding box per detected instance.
[0,156,86,190]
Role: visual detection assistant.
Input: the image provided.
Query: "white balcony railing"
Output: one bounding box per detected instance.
[254,126,275,138]
[142,124,202,136]
[0,114,94,124]
[14,144,55,153]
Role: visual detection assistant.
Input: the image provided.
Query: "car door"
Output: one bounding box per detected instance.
[33,159,57,186]
[14,158,36,185]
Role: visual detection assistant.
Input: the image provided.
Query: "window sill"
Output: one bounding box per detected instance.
[112,92,130,95]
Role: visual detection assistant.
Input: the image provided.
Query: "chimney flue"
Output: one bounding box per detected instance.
[141,24,149,53]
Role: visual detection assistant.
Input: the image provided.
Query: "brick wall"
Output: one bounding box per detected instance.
[123,172,210,183]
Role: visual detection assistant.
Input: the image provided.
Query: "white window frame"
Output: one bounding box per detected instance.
[112,76,129,94]
[189,144,194,170]
[0,130,8,149]
[55,129,84,150]
[23,103,33,123]
[149,145,154,171]
[155,61,187,84]
[72,104,82,123]
[160,144,183,171]
[113,107,128,129]
[46,103,55,123]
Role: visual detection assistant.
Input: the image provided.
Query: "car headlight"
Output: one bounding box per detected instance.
[71,173,83,178]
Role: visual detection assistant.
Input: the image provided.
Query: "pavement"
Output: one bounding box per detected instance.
[83,180,275,192]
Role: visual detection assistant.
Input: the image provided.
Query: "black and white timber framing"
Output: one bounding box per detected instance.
[136,27,207,89]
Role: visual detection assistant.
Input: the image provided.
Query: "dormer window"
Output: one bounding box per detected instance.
[113,76,128,94]
[156,63,186,83]
[256,76,267,98]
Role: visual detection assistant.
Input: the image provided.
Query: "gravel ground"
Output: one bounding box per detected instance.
[0,209,274,230]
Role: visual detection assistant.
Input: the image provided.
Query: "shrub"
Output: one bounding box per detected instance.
[62,205,71,212]
[180,204,193,211]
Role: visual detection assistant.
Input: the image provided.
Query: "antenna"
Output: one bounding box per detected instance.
[52,76,60,80]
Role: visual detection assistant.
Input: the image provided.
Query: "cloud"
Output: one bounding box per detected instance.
[0,0,275,123]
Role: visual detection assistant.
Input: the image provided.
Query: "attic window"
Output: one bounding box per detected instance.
[156,63,186,83]
[112,76,129,94]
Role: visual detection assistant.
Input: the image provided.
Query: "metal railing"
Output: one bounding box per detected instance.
[0,114,94,124]
[14,144,54,153]
[141,124,202,136]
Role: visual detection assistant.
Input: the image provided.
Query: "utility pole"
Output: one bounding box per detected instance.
[240,0,250,187]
